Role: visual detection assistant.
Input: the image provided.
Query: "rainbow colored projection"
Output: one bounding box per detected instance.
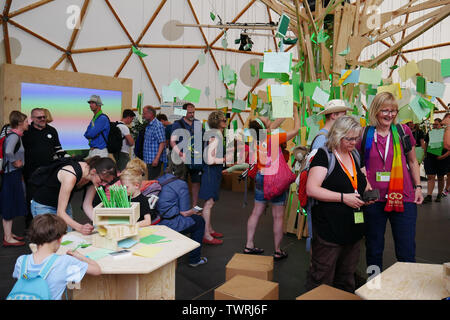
[21,83,122,151]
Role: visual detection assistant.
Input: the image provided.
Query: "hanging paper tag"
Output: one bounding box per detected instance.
[354,211,364,224]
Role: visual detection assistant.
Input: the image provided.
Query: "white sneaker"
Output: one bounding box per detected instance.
[189,257,208,267]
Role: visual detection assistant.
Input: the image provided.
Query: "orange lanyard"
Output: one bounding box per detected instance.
[334,151,358,192]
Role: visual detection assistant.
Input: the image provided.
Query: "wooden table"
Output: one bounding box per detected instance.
[58,225,199,300]
[355,262,449,300]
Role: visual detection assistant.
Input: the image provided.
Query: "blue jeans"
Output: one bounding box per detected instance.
[363,201,417,273]
[181,214,205,264]
[30,200,73,231]
[254,172,287,206]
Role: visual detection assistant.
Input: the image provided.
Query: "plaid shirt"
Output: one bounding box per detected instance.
[143,119,167,164]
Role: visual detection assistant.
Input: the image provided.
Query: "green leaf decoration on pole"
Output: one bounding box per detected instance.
[132,46,148,58]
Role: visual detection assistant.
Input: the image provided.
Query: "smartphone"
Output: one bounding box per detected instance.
[193,206,203,212]
[109,249,131,260]
[362,189,380,202]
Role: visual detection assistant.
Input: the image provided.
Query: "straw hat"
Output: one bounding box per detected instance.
[87,95,103,106]
[318,99,352,115]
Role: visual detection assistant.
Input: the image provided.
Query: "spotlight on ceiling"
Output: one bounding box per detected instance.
[238,32,253,51]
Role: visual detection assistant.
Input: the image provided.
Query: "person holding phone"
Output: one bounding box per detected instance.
[357,92,423,275]
[306,116,369,293]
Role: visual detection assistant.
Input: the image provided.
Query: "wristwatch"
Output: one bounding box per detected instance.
[413,185,422,189]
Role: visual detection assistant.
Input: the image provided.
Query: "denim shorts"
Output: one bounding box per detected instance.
[30,200,73,231]
[254,172,287,206]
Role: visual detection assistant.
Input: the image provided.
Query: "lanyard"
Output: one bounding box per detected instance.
[91,110,103,127]
[374,130,390,170]
[334,151,358,193]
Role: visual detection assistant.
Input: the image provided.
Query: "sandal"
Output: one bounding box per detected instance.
[243,247,264,255]
[273,249,288,261]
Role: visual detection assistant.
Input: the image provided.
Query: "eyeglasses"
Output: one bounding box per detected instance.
[342,136,360,142]
[380,109,398,116]
[34,116,46,120]
[220,119,227,122]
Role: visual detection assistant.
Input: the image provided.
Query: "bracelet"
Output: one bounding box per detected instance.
[413,185,422,189]
[341,192,344,203]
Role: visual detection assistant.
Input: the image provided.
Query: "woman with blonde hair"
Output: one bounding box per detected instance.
[357,92,423,273]
[306,116,368,292]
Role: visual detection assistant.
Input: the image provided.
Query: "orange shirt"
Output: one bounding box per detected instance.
[256,132,287,171]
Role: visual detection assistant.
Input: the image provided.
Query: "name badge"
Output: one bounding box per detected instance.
[376,172,390,182]
[354,211,364,224]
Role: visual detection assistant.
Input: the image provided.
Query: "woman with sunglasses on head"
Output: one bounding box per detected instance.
[306,116,369,292]
[357,92,423,274]
[244,105,300,260]
[31,156,117,235]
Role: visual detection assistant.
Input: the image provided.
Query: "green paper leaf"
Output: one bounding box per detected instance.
[132,46,147,58]
[210,12,216,21]
[338,46,350,56]
[389,65,399,70]
[317,30,329,43]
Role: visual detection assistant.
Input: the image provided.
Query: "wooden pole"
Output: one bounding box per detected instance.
[2,0,12,63]
[67,0,90,51]
[401,42,450,54]
[139,56,161,102]
[9,0,54,18]
[105,0,136,46]
[50,53,67,70]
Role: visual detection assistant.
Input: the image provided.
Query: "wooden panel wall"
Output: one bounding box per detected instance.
[0,63,132,125]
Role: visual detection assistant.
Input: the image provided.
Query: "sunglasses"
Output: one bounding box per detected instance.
[342,136,360,142]
[34,116,46,120]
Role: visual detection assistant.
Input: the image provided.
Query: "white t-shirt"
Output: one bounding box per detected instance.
[117,122,131,154]
[13,254,88,300]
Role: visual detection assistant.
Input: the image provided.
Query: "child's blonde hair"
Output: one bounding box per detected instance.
[120,168,144,186]
[125,158,147,180]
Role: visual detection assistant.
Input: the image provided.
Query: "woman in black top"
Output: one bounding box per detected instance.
[306,116,369,293]
[31,156,116,235]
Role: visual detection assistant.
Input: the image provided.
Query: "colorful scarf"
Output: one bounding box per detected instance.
[364,124,404,212]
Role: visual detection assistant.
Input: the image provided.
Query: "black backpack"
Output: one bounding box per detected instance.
[99,115,123,154]
[134,126,146,160]
[29,157,82,188]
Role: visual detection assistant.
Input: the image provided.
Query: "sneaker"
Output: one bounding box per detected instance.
[435,194,442,202]
[443,190,449,197]
[423,195,432,204]
[189,257,208,267]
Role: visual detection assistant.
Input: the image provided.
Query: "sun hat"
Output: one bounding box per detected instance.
[87,95,103,106]
[318,99,352,115]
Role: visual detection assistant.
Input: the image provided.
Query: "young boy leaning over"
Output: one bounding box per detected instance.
[120,159,160,227]
[9,214,101,300]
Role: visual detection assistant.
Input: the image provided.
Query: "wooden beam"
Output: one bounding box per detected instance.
[8,18,66,52]
[138,56,161,102]
[389,0,412,78]
[302,20,317,81]
[114,0,167,78]
[9,0,54,18]
[2,0,12,63]
[50,53,67,70]
[211,46,264,56]
[401,42,450,54]
[366,8,450,68]
[380,39,408,64]
[67,0,90,51]
[73,45,131,53]
[105,0,136,46]
[137,0,167,44]
[67,54,78,72]
[266,4,278,52]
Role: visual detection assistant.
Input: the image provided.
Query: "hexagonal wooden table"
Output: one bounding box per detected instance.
[59,225,199,300]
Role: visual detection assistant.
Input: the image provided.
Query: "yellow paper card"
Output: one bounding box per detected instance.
[339,70,352,86]
[300,126,307,146]
[132,246,163,258]
[377,83,402,100]
[398,61,420,82]
[138,227,155,238]
[360,117,366,127]
[318,119,325,129]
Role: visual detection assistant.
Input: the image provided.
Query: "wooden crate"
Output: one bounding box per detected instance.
[93,202,140,226]
[97,224,139,240]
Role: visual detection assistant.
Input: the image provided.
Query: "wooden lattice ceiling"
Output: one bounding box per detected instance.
[1,0,449,111]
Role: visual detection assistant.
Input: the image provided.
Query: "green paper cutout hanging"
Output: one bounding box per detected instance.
[338,46,350,56]
[132,46,147,58]
[317,30,329,43]
[210,12,216,21]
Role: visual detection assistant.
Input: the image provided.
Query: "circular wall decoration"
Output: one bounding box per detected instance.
[0,37,22,64]
[416,59,443,83]
[162,20,184,41]
[239,58,266,88]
